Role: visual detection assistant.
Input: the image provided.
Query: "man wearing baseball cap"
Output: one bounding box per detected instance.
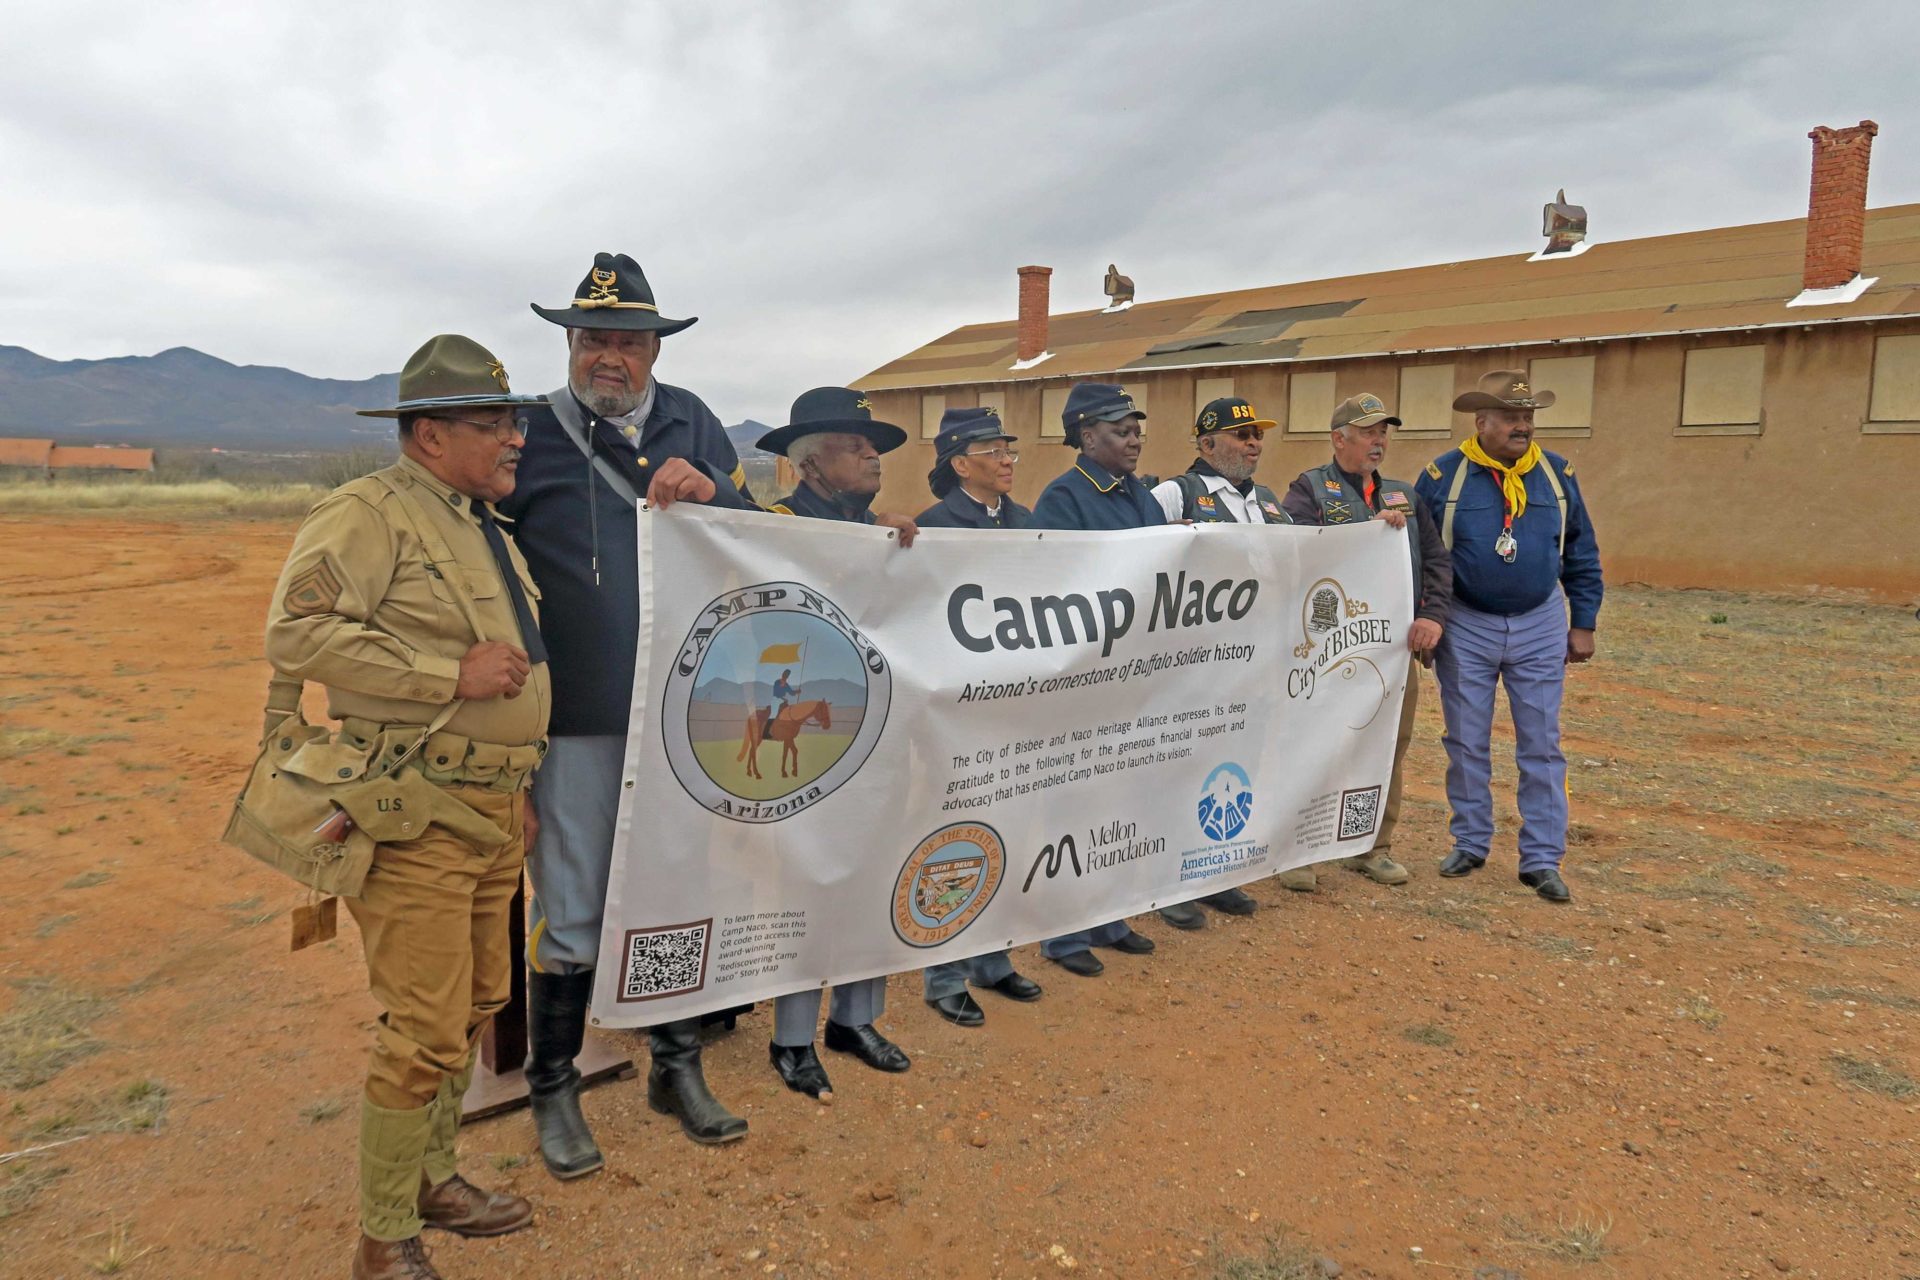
[1283,392,1453,893]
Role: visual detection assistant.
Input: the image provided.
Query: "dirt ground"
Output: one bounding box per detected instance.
[1,513,1916,1280]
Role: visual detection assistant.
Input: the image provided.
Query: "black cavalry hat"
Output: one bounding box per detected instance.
[530,252,697,335]
[757,388,908,457]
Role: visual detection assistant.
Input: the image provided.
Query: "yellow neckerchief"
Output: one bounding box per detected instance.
[1459,437,1542,524]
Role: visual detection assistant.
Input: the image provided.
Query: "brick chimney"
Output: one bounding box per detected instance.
[1016,265,1052,362]
[1803,120,1878,291]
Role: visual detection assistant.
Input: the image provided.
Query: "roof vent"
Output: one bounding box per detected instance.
[1103,263,1135,312]
[1539,190,1588,256]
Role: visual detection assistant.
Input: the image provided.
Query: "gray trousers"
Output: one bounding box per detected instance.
[922,950,1015,999]
[772,979,886,1046]
[1041,919,1132,959]
[525,735,627,975]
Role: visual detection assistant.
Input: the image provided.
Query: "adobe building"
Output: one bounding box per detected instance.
[0,438,156,477]
[855,121,1919,598]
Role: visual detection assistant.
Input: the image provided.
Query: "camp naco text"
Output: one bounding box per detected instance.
[948,571,1258,660]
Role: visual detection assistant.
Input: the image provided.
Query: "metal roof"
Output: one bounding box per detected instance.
[857,205,1920,391]
[47,446,154,471]
[0,438,55,467]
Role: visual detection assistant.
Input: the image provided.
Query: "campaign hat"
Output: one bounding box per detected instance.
[1452,369,1556,412]
[1329,392,1403,430]
[530,251,697,335]
[1195,396,1276,435]
[355,334,546,419]
[757,387,908,457]
[1060,382,1142,446]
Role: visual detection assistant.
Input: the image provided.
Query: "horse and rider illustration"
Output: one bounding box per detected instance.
[738,692,833,780]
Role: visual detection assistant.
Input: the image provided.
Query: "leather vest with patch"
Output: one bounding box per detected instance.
[1170,471,1288,524]
[1304,462,1422,591]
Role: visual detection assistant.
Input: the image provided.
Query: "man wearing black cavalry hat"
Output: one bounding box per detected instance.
[911,406,1045,1026]
[755,388,917,1098]
[263,336,548,1280]
[498,253,755,1176]
[1027,383,1168,974]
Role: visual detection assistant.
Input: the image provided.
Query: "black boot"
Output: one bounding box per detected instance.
[524,969,604,1180]
[647,1018,748,1145]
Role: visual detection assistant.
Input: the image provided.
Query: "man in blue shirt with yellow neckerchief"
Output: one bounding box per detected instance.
[1029,383,1174,974]
[1415,370,1603,903]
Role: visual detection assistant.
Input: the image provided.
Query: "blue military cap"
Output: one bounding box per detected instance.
[1060,382,1141,446]
[932,406,1017,461]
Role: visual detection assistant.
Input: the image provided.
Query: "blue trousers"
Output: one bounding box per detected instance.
[922,950,1015,999]
[772,979,886,1046]
[525,735,626,975]
[1432,593,1570,873]
[1041,919,1132,960]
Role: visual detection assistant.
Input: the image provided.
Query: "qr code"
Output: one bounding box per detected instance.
[1338,786,1383,841]
[617,919,711,1002]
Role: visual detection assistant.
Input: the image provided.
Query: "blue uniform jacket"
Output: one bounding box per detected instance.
[768,482,875,524]
[1029,456,1168,531]
[915,488,1032,529]
[498,383,751,736]
[1413,449,1602,630]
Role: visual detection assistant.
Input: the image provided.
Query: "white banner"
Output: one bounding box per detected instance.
[590,505,1412,1027]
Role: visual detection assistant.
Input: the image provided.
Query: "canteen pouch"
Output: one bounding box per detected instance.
[222,712,381,898]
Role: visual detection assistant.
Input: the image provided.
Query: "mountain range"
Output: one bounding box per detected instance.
[0,345,401,450]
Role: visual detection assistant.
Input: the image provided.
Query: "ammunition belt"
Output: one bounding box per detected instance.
[339,718,547,793]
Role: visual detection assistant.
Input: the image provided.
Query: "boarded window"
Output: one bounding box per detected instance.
[1286,370,1338,436]
[1193,376,1235,423]
[1680,346,1765,432]
[1529,355,1596,435]
[1040,385,1069,439]
[976,389,1008,426]
[919,393,947,440]
[1395,364,1455,435]
[1867,334,1920,431]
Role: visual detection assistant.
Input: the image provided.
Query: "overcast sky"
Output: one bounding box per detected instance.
[3,1,1916,426]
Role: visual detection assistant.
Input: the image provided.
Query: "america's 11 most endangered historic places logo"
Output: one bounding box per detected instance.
[662,581,891,823]
[892,822,1007,947]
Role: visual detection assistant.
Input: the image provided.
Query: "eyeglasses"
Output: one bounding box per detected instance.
[962,448,1019,462]
[430,415,527,444]
[1217,428,1265,444]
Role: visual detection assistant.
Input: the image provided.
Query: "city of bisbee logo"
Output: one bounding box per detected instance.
[892,823,1006,947]
[662,581,891,823]
[1285,576,1394,728]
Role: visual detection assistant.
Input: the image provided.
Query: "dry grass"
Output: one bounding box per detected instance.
[1675,994,1724,1029]
[1501,1211,1615,1264]
[0,980,107,1090]
[0,479,322,518]
[1832,1054,1918,1099]
[299,1097,345,1124]
[0,1160,68,1222]
[1210,1236,1323,1280]
[1809,985,1920,1013]
[29,1079,170,1140]
[1402,1023,1456,1048]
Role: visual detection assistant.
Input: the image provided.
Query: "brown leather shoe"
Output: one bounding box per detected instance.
[352,1233,443,1280]
[418,1172,534,1237]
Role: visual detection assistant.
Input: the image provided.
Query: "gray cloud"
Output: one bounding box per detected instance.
[2,0,1914,427]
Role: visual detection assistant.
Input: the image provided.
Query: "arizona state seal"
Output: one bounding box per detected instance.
[892,823,1006,947]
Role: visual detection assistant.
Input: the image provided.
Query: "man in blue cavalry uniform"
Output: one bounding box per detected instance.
[1148,395,1289,918]
[500,253,755,1175]
[768,669,800,727]
[914,407,1045,1026]
[1283,393,1453,893]
[1029,383,1165,975]
[1413,370,1603,903]
[756,387,919,1097]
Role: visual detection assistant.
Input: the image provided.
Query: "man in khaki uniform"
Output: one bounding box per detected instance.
[265,334,550,1280]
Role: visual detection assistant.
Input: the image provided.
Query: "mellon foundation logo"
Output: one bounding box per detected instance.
[663,581,891,823]
[892,822,1006,947]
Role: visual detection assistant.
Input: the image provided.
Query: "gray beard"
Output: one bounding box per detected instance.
[1211,455,1257,483]
[571,377,644,419]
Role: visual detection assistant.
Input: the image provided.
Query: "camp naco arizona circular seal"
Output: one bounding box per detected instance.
[892,822,1007,947]
[663,580,891,823]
